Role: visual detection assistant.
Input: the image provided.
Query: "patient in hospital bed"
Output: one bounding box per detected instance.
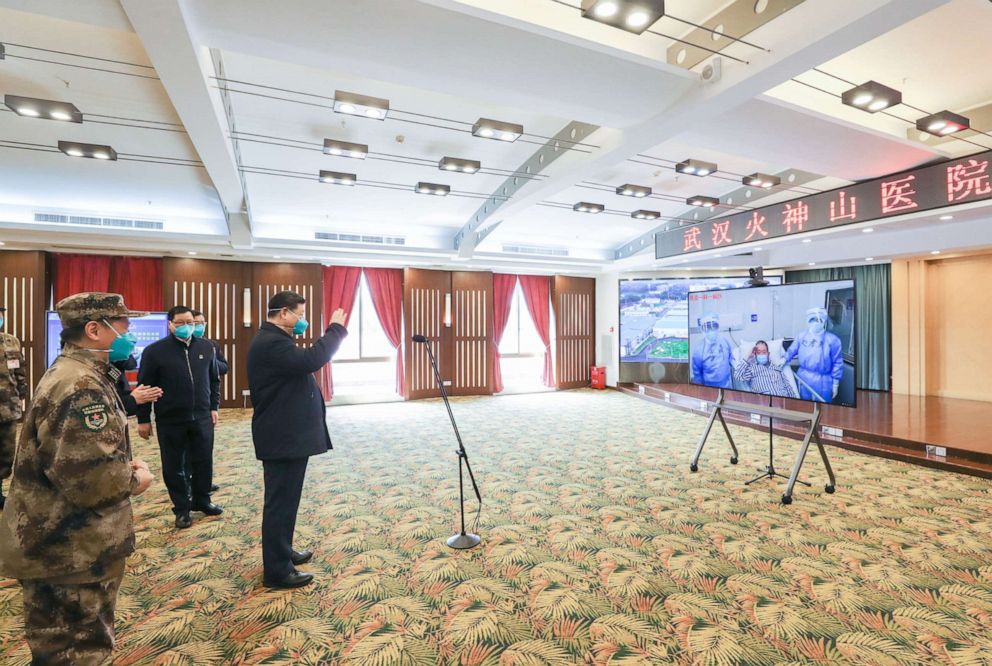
[732,340,798,399]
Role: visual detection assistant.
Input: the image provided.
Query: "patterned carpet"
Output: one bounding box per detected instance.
[2,389,992,665]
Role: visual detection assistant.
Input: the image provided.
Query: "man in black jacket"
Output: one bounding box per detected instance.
[137,306,222,529]
[248,290,347,589]
[191,310,226,492]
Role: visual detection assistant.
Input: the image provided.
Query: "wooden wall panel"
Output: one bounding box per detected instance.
[404,268,449,400]
[0,251,49,399]
[553,275,595,389]
[163,258,253,408]
[450,271,493,397]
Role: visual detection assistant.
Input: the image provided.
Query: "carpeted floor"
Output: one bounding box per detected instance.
[1,389,992,664]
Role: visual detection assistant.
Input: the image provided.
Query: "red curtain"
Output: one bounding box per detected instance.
[53,254,112,303]
[320,266,362,399]
[519,274,554,388]
[109,257,163,311]
[491,273,518,394]
[364,268,405,396]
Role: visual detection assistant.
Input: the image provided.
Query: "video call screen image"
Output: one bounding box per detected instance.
[687,279,857,407]
[620,276,781,364]
[46,311,170,368]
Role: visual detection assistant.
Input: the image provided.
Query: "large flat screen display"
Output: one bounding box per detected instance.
[620,276,781,363]
[687,279,856,407]
[46,311,171,368]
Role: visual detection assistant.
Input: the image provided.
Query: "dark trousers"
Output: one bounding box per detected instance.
[0,419,15,481]
[22,569,124,666]
[156,416,214,514]
[262,457,309,580]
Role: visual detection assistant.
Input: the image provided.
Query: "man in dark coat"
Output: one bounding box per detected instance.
[247,290,346,589]
[191,309,227,492]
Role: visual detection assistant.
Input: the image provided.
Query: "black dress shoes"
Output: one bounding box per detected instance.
[291,549,313,566]
[192,502,224,516]
[175,512,192,529]
[210,484,220,492]
[263,571,314,589]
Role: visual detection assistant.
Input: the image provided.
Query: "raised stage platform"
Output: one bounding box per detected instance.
[620,383,992,478]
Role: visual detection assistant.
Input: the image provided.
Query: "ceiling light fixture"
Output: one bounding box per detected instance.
[439,156,481,174]
[675,158,717,177]
[808,262,816,266]
[939,215,953,221]
[318,170,357,185]
[616,183,651,198]
[472,118,523,142]
[631,209,660,220]
[188,251,197,255]
[865,257,874,261]
[5,95,83,123]
[58,140,117,160]
[862,227,874,233]
[686,195,719,208]
[580,0,666,35]
[916,109,970,136]
[743,172,780,188]
[801,238,812,244]
[415,181,450,196]
[841,80,902,114]
[573,202,605,214]
[323,138,368,159]
[931,250,941,255]
[333,90,389,120]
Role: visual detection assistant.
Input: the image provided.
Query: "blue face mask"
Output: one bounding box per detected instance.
[192,324,206,338]
[103,320,137,363]
[808,320,825,334]
[291,311,309,336]
[174,323,195,340]
[0,316,4,329]
[756,354,769,365]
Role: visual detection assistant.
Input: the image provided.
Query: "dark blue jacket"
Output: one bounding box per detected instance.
[136,335,220,425]
[247,322,346,460]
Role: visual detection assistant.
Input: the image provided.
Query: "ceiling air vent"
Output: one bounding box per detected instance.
[315,231,406,246]
[34,212,164,230]
[502,244,569,257]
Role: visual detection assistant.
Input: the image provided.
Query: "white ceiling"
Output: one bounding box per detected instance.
[1,0,990,274]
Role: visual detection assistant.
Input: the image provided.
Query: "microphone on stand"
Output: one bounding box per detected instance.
[412,334,482,549]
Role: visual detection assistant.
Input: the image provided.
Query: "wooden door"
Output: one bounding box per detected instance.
[450,271,494,396]
[0,251,49,398]
[553,275,596,389]
[404,268,449,399]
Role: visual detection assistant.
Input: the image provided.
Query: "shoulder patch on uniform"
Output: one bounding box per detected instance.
[79,403,109,431]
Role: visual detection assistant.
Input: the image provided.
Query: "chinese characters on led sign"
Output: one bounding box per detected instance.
[655,151,992,259]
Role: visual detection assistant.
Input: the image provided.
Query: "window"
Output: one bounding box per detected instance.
[499,282,545,357]
[335,274,394,361]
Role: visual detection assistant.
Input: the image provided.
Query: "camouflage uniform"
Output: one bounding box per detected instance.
[0,308,28,504]
[0,293,147,666]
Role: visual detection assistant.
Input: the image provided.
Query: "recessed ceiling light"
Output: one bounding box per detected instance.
[808,262,816,266]
[472,118,523,142]
[188,251,197,255]
[274,255,281,259]
[686,195,719,208]
[753,247,762,251]
[0,241,5,246]
[439,156,481,174]
[801,238,812,244]
[676,158,718,177]
[4,94,83,123]
[573,202,604,214]
[319,170,357,185]
[743,172,780,188]
[58,141,117,160]
[939,214,953,221]
[580,0,665,34]
[865,257,874,261]
[862,227,874,233]
[323,139,368,159]
[931,250,941,255]
[333,90,389,120]
[841,80,902,114]
[415,181,450,196]
[616,183,651,198]
[714,253,722,258]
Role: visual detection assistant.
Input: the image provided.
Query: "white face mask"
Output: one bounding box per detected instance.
[808,320,825,334]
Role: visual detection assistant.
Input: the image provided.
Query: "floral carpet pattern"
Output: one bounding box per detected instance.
[2,389,992,665]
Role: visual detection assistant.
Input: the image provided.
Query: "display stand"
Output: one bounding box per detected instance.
[689,390,837,504]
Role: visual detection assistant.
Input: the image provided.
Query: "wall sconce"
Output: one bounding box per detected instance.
[444,293,452,327]
[243,288,252,327]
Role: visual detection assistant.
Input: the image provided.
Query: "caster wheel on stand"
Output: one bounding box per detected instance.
[781,494,793,505]
[689,464,698,473]
[825,484,835,494]
[730,457,738,465]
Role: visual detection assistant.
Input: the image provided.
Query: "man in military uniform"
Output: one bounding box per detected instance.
[0,293,155,665]
[0,305,28,510]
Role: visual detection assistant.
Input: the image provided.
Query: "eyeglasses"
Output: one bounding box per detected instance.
[702,321,720,331]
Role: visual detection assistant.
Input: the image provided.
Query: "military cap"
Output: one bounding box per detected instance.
[56,292,148,328]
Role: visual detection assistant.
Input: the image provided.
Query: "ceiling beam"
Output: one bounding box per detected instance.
[120,0,253,249]
[473,0,948,250]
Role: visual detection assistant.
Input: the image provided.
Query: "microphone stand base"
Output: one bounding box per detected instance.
[447,532,481,550]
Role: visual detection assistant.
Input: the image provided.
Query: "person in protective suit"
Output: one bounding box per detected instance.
[782,306,844,402]
[690,313,733,389]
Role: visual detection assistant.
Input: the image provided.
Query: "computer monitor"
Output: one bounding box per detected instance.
[45,311,171,367]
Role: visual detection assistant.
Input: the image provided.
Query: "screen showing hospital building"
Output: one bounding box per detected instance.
[45,311,171,368]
